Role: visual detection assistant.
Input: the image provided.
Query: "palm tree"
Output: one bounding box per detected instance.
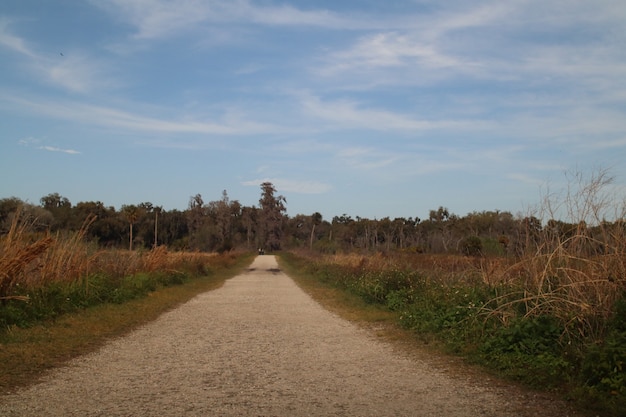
[310,212,322,250]
[121,205,142,250]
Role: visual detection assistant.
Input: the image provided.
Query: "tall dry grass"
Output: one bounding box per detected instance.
[482,169,626,340]
[0,209,223,304]
[0,212,54,301]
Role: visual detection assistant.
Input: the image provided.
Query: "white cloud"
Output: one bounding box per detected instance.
[320,31,467,76]
[0,18,37,58]
[18,137,80,155]
[299,93,486,132]
[0,21,117,94]
[94,0,358,41]
[96,0,214,39]
[335,146,399,171]
[47,54,117,94]
[39,146,81,155]
[4,95,286,137]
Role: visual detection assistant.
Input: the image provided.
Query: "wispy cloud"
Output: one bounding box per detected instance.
[18,137,80,155]
[94,0,214,40]
[0,21,116,94]
[313,1,626,92]
[335,146,398,171]
[39,145,81,155]
[94,0,357,41]
[0,18,37,58]
[319,31,468,76]
[47,53,117,93]
[299,93,487,132]
[241,178,331,194]
[4,95,287,137]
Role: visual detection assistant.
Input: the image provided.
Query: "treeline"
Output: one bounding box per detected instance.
[1,182,624,257]
[0,183,286,253]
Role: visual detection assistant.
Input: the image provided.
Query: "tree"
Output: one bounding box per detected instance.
[309,212,322,250]
[331,214,355,250]
[207,190,240,252]
[0,197,53,233]
[460,235,483,256]
[159,209,188,249]
[258,182,287,251]
[121,205,143,250]
[70,201,123,246]
[240,206,258,249]
[0,197,26,233]
[40,193,71,231]
[427,206,454,252]
[187,194,206,250]
[153,206,162,248]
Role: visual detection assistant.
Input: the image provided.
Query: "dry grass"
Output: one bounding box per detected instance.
[295,219,625,342]
[483,231,626,340]
[0,252,252,394]
[481,170,626,340]
[0,210,224,303]
[0,211,254,393]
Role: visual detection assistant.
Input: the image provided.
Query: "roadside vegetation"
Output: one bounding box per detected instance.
[280,171,625,416]
[0,182,288,392]
[0,210,253,392]
[1,169,624,414]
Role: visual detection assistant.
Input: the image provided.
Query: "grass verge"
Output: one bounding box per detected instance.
[278,252,599,417]
[277,252,481,364]
[0,252,254,394]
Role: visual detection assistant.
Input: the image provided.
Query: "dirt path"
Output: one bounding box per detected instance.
[0,256,584,416]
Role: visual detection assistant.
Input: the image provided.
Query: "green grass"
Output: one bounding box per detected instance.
[0,252,254,394]
[277,252,452,360]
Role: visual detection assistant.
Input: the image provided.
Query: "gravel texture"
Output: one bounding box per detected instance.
[0,255,584,416]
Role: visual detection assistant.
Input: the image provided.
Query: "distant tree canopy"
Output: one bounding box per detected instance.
[1,181,624,257]
[258,182,286,251]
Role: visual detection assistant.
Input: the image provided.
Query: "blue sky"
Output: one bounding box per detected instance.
[1,1,625,221]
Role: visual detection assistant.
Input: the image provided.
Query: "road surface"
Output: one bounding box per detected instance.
[0,255,582,416]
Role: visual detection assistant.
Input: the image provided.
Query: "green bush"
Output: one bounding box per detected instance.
[577,298,626,413]
[478,315,570,386]
[0,271,192,329]
[283,252,626,416]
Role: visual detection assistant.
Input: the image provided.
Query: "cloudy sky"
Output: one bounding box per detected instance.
[1,0,625,220]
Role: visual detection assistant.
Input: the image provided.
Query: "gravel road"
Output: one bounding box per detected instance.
[0,255,584,416]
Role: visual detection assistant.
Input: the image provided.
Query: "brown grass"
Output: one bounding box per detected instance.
[0,209,254,395]
[0,210,226,303]
[0,254,251,394]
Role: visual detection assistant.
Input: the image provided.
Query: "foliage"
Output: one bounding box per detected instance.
[1,168,624,414]
[0,212,242,331]
[576,298,626,412]
[282,250,626,416]
[2,169,624,259]
[258,182,287,251]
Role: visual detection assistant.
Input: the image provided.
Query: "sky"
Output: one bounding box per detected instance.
[1,0,625,221]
